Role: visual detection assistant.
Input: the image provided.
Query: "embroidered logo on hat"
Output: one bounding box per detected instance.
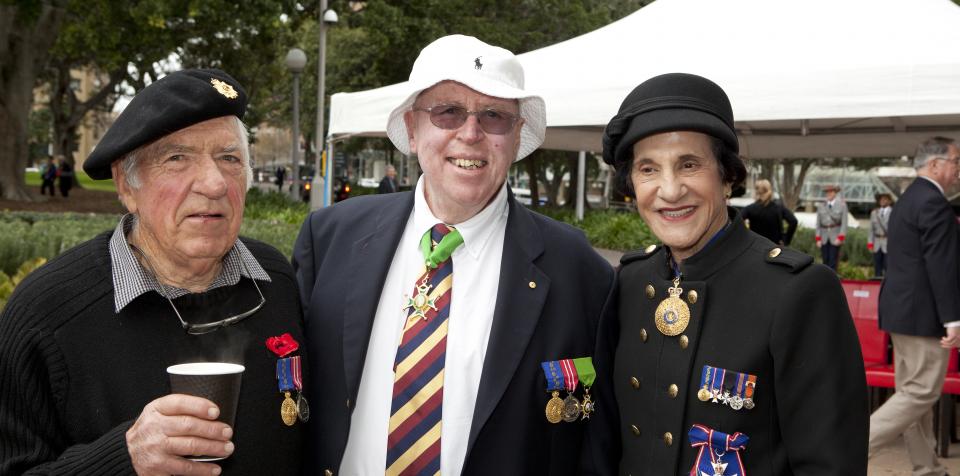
[474,56,483,70]
[211,78,238,99]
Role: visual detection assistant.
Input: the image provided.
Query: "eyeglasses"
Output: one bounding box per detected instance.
[130,245,266,335]
[413,105,522,135]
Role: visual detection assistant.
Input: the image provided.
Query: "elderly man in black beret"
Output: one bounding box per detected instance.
[0,69,306,476]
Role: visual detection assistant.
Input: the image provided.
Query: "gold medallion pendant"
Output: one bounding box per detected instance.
[545,391,564,424]
[281,391,298,426]
[654,276,690,336]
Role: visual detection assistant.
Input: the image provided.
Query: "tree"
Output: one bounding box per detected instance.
[0,0,67,200]
[258,0,652,186]
[41,0,295,183]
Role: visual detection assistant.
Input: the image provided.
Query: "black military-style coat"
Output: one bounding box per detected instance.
[593,209,868,476]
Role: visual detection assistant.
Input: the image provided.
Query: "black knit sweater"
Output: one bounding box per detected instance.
[0,232,306,475]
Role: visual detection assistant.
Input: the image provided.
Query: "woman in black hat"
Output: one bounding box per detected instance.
[588,73,867,475]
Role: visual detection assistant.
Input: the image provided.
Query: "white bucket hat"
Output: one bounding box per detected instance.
[385,34,546,161]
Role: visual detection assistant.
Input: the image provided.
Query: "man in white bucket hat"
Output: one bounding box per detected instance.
[294,35,614,475]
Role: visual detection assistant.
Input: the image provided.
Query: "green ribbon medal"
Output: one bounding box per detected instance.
[419,227,464,269]
[573,357,597,420]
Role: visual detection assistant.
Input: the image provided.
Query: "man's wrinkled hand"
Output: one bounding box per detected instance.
[126,394,234,476]
[942,326,960,349]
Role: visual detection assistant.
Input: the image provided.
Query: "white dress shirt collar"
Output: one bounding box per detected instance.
[413,176,510,260]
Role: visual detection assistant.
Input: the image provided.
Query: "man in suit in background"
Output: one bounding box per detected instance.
[868,192,893,278]
[870,136,960,476]
[293,34,614,476]
[378,164,399,194]
[815,183,848,271]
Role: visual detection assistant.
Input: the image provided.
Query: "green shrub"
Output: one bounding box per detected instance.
[533,207,654,252]
[0,257,48,311]
[0,212,119,275]
[243,188,309,224]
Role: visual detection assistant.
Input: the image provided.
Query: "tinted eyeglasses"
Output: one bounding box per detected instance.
[413,105,522,135]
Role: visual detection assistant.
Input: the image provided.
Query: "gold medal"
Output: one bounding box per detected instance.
[654,276,690,336]
[281,391,297,426]
[561,394,581,422]
[545,391,564,424]
[697,388,711,402]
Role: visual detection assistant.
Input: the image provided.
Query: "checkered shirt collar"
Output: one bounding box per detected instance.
[108,214,271,313]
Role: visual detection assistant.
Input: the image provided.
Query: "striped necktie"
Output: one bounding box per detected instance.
[387,223,463,475]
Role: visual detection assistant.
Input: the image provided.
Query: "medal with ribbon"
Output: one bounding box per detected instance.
[698,365,713,402]
[572,357,596,420]
[699,365,758,411]
[688,424,749,476]
[541,361,565,424]
[266,333,305,426]
[743,374,758,409]
[291,355,309,421]
[559,359,581,422]
[276,357,298,426]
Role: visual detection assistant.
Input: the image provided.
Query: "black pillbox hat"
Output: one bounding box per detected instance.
[602,73,738,167]
[83,68,247,179]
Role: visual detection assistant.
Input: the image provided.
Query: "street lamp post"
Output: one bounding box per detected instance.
[311,1,338,210]
[285,48,307,202]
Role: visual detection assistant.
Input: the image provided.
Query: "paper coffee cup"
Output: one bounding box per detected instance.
[167,362,244,461]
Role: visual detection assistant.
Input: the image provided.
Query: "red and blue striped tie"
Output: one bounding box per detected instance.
[387,223,462,475]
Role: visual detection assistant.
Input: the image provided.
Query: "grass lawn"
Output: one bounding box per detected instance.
[25,170,116,192]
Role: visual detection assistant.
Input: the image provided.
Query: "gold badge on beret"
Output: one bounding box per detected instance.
[210,78,239,99]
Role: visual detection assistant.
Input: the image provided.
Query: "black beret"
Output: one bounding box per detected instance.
[83,68,247,179]
[602,73,738,167]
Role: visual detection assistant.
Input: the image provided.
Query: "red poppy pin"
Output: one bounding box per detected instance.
[266,333,300,357]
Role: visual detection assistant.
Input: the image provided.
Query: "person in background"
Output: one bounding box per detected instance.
[867,192,893,278]
[741,178,797,246]
[378,164,399,194]
[815,184,847,271]
[590,72,867,476]
[0,69,305,476]
[870,136,960,476]
[40,156,57,196]
[275,166,287,193]
[57,155,74,198]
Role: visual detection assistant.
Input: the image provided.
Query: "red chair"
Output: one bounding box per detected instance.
[842,280,894,386]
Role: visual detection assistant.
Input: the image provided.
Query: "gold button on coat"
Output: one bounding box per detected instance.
[631,424,641,436]
[663,432,673,446]
[645,284,655,299]
[630,377,640,389]
[324,470,334,476]
[528,281,537,289]
[645,244,657,254]
[668,384,679,398]
[679,335,689,349]
[640,328,648,342]
[768,247,782,258]
[687,290,698,304]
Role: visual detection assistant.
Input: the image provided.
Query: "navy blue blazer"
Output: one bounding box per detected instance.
[879,177,960,337]
[292,190,615,475]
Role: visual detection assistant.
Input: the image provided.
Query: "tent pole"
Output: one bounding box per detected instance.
[576,150,586,221]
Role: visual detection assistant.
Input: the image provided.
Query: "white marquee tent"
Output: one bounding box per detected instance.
[327,0,960,159]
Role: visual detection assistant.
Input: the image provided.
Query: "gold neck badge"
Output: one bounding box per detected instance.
[654,276,690,336]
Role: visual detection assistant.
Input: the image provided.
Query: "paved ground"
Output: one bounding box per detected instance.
[871,436,960,475]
